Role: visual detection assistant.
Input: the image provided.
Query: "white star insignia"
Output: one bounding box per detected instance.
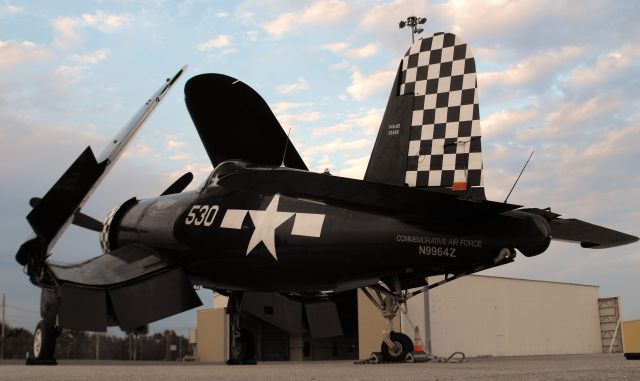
[245,194,294,260]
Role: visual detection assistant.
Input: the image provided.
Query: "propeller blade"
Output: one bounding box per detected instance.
[160,172,194,196]
[30,197,103,232]
[71,212,103,232]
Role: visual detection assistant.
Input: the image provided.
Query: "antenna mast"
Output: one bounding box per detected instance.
[280,128,292,168]
[504,150,534,203]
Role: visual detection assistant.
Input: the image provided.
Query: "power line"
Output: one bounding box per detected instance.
[6,304,39,314]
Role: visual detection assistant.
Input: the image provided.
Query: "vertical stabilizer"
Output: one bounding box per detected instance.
[364,33,484,195]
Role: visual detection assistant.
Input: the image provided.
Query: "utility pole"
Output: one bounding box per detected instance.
[1,293,5,360]
[96,333,100,360]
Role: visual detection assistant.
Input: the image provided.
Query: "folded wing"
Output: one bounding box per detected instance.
[184,73,307,170]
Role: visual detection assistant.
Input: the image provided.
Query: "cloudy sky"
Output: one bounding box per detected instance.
[1,0,638,334]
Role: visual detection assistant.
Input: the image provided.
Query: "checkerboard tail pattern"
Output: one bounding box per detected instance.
[403,32,483,189]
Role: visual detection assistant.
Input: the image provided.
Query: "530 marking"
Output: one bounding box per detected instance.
[185,204,219,226]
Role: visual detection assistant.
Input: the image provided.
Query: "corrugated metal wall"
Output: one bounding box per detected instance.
[418,275,602,357]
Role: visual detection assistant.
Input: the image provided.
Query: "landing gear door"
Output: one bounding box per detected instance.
[305,302,343,338]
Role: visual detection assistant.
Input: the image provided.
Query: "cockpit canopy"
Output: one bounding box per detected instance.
[203,160,253,191]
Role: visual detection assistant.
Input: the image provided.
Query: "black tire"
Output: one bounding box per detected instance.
[381,331,414,362]
[230,329,255,362]
[33,320,58,360]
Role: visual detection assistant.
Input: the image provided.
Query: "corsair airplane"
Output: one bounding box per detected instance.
[16,32,637,364]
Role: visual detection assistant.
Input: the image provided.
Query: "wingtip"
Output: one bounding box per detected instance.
[169,65,188,86]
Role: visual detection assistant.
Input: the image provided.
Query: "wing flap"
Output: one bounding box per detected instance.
[48,245,202,331]
[218,168,520,222]
[48,244,173,286]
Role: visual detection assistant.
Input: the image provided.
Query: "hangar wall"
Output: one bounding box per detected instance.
[196,307,227,361]
[194,275,604,360]
[418,275,602,357]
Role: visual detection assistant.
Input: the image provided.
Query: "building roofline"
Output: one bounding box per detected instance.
[469,274,599,288]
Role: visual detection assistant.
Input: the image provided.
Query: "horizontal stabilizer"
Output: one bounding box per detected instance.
[218,168,519,223]
[520,208,638,249]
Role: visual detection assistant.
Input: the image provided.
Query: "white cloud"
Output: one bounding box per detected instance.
[271,102,312,114]
[1,3,22,15]
[216,12,229,18]
[166,138,186,150]
[312,108,383,137]
[53,11,133,49]
[346,68,395,101]
[0,40,50,68]
[303,138,370,156]
[482,108,539,139]
[71,48,110,65]
[169,152,196,162]
[566,43,640,91]
[330,60,351,70]
[122,142,152,160]
[197,35,232,51]
[516,96,623,142]
[167,162,212,187]
[276,77,309,94]
[578,123,638,163]
[265,0,351,38]
[53,65,86,84]
[322,42,379,58]
[277,111,323,132]
[360,0,428,31]
[246,30,260,42]
[440,0,545,39]
[348,43,379,58]
[479,46,586,90]
[336,155,370,179]
[323,42,349,54]
[82,12,132,30]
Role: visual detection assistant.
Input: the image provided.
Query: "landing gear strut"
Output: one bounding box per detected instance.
[361,278,414,362]
[226,292,255,365]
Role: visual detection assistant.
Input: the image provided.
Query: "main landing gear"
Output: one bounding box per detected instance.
[361,278,414,362]
[27,319,60,365]
[226,292,256,365]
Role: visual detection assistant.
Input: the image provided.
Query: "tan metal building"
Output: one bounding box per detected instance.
[193,275,615,361]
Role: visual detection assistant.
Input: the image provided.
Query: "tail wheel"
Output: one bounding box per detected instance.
[33,320,58,360]
[381,331,413,362]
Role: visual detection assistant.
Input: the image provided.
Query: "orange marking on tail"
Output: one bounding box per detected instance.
[452,182,467,191]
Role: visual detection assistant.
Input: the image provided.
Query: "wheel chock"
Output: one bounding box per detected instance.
[406,351,430,363]
[370,352,383,363]
[25,357,57,365]
[225,358,257,365]
[624,353,640,360]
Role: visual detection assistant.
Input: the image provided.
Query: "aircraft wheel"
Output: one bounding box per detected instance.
[33,320,58,360]
[381,331,413,362]
[230,329,255,362]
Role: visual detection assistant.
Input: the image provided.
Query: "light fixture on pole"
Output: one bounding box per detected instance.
[399,16,427,43]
